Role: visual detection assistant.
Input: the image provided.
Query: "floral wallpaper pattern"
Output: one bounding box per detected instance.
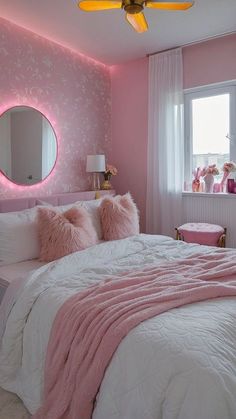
[0,17,111,198]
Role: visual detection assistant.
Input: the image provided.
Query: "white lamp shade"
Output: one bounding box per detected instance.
[86,155,105,172]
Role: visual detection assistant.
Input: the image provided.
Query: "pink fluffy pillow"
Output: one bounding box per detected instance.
[100,193,139,241]
[37,206,98,262]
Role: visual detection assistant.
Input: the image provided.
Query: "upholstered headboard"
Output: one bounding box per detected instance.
[0,190,114,213]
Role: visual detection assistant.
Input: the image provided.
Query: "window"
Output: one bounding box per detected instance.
[184,82,236,190]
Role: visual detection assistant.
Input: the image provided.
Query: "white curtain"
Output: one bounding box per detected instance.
[146,48,184,237]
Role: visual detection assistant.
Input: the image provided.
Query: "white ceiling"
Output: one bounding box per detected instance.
[0,0,235,66]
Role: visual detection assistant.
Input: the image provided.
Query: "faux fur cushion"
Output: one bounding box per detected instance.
[37,207,98,262]
[99,193,139,241]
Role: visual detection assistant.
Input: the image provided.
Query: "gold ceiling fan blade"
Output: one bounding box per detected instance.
[146,2,194,10]
[126,12,148,33]
[78,1,122,12]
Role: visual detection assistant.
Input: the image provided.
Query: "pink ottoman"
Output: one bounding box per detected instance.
[176,223,226,247]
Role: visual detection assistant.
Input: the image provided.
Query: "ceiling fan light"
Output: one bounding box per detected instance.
[146,1,194,11]
[126,11,148,33]
[77,0,194,34]
[124,3,144,14]
[78,0,122,11]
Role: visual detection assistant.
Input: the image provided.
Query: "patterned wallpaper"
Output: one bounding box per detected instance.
[0,17,111,198]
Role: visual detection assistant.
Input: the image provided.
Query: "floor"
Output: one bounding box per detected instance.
[0,387,31,419]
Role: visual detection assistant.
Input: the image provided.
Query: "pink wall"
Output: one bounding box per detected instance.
[111,58,149,231]
[0,17,111,198]
[183,34,236,89]
[111,34,236,231]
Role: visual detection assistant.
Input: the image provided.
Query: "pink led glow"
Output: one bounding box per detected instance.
[6,16,108,70]
[0,17,111,199]
[42,35,108,70]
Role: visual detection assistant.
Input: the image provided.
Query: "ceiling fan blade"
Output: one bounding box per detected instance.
[126,12,148,33]
[146,2,194,10]
[78,1,122,11]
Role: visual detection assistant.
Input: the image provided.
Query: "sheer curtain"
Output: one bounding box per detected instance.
[146,48,184,237]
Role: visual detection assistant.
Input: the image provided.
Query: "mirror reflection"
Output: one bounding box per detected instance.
[0,106,57,185]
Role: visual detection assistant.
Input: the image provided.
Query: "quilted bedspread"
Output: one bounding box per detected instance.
[0,234,236,419]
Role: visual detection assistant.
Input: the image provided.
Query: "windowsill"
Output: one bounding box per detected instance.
[182,191,236,199]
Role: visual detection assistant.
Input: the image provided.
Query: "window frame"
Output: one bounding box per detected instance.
[184,81,236,188]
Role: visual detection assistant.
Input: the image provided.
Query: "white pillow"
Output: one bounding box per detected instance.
[0,207,40,266]
[0,198,105,266]
[78,199,103,240]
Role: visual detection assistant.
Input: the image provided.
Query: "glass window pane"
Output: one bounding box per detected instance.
[192,93,230,172]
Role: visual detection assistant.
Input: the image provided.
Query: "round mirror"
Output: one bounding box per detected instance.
[0,106,57,185]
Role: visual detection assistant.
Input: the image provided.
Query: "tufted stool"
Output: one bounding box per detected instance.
[175,223,226,247]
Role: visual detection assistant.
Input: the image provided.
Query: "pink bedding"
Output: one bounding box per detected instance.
[34,250,236,419]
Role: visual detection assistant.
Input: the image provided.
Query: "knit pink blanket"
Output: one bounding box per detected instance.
[34,250,236,419]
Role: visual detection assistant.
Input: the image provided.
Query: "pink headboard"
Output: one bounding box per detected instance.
[0,190,114,213]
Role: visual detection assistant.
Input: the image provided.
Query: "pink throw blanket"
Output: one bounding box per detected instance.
[34,250,236,419]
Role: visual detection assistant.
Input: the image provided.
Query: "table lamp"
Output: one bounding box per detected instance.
[86,154,105,190]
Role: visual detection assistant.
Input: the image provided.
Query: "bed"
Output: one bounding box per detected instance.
[0,193,236,419]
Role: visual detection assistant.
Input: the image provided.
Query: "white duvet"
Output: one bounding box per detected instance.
[0,234,236,419]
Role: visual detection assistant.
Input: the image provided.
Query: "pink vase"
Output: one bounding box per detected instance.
[204,174,214,193]
[227,179,235,193]
[192,179,200,192]
[220,173,228,192]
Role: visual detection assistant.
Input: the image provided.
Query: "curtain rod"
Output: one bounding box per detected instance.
[146,30,236,57]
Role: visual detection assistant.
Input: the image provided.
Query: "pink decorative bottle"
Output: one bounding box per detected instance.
[192,179,200,192]
[204,174,214,193]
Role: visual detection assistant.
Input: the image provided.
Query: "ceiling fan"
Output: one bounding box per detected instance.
[77,1,194,34]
